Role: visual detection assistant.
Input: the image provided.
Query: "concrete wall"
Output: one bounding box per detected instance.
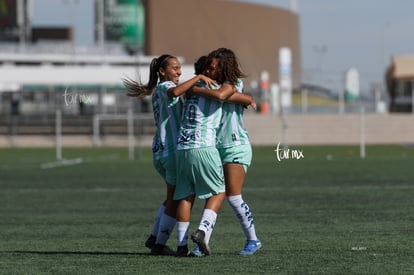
[1,114,413,147]
[244,113,414,146]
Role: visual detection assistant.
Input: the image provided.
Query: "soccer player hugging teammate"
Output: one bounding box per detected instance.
[174,55,232,257]
[175,48,260,257]
[123,54,216,256]
[191,48,261,256]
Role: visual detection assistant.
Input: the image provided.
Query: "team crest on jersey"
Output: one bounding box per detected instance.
[177,131,195,145]
[177,130,202,146]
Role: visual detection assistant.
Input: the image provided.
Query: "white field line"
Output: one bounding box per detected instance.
[40,158,84,169]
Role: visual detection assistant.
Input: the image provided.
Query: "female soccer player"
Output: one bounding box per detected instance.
[174,51,256,257]
[191,48,261,256]
[123,54,215,256]
[174,54,237,257]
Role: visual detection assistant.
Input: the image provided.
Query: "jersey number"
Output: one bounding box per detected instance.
[188,104,196,124]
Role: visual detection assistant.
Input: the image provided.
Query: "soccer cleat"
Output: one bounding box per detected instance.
[150,244,176,256]
[240,240,262,255]
[145,235,156,249]
[189,245,205,257]
[190,229,211,256]
[176,245,189,257]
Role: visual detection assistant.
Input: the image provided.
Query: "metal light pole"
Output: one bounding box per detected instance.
[290,0,298,13]
[95,0,105,54]
[17,0,31,52]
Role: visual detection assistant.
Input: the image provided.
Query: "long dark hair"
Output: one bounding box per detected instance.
[123,54,176,98]
[207,48,246,85]
[194,55,208,75]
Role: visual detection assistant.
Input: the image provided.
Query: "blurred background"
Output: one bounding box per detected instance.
[1,0,413,149]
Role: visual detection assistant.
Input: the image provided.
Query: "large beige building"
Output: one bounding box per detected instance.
[143,0,301,89]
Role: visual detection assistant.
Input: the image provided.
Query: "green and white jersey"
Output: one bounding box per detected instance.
[152,81,183,160]
[216,79,250,148]
[177,82,222,150]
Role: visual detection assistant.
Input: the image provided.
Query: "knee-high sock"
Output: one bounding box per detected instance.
[227,195,258,241]
[176,221,190,246]
[151,204,166,237]
[156,214,176,245]
[198,209,217,244]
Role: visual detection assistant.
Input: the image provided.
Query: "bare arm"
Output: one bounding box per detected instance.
[167,75,216,98]
[191,83,256,109]
[191,83,235,101]
[226,92,252,105]
[226,92,257,110]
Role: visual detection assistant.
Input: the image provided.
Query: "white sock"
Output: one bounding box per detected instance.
[156,214,176,246]
[198,209,217,244]
[176,221,190,246]
[227,195,258,241]
[151,205,166,237]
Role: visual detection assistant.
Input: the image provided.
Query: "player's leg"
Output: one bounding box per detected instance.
[145,201,166,249]
[225,163,261,255]
[146,157,168,250]
[151,183,178,256]
[175,194,195,257]
[191,192,225,256]
[174,150,196,257]
[190,147,226,256]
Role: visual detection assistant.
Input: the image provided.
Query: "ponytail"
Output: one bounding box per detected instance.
[123,54,175,98]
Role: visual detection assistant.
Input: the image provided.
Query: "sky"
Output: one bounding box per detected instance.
[30,0,414,95]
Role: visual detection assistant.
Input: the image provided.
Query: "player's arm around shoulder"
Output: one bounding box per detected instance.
[191,82,235,101]
[167,75,216,98]
[226,92,257,110]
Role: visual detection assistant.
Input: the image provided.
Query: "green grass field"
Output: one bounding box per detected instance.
[1,145,414,274]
